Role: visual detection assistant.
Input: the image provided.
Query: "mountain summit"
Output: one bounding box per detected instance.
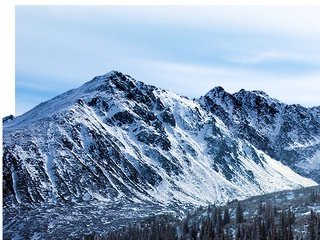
[3,71,319,207]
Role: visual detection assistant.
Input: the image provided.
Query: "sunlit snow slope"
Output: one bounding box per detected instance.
[3,71,318,207]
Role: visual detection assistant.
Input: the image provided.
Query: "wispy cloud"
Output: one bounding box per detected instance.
[229,50,307,64]
[15,6,320,114]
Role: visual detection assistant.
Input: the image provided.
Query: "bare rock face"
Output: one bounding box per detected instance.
[3,71,318,208]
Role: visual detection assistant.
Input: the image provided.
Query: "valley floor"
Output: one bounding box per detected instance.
[3,201,181,239]
[3,186,320,240]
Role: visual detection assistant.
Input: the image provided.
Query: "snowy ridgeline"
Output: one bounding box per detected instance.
[3,71,320,209]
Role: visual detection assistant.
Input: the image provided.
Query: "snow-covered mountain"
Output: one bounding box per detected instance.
[3,71,319,207]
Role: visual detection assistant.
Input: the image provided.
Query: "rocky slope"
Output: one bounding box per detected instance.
[199,86,320,182]
[3,71,319,208]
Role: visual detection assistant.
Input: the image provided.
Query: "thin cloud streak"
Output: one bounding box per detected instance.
[229,51,311,64]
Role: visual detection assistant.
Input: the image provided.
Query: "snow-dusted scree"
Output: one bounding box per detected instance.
[3,71,319,208]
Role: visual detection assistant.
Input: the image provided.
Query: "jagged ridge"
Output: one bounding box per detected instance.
[199,86,320,182]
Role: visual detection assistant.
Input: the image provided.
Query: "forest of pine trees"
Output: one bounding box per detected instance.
[83,190,320,240]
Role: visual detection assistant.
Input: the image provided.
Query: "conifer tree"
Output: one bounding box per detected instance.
[236,202,244,224]
[223,208,230,226]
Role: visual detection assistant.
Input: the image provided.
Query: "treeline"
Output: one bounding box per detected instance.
[82,192,320,240]
[83,215,178,240]
[179,202,298,240]
[308,210,320,240]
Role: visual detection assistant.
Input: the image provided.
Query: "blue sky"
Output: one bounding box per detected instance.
[16,6,320,115]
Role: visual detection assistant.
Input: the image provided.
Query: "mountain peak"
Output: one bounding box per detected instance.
[100,70,129,79]
[83,70,136,92]
[206,86,226,96]
[235,88,270,99]
[201,86,237,108]
[233,88,281,107]
[205,87,275,105]
[4,71,135,129]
